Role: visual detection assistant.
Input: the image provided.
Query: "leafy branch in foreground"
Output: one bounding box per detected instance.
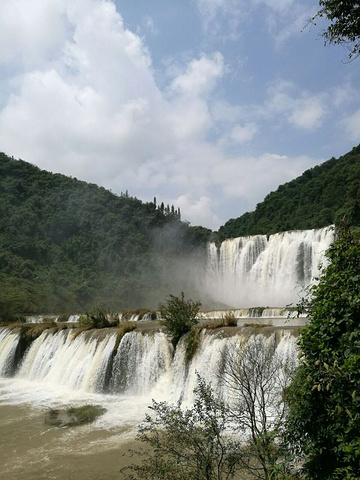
[286,226,360,479]
[313,0,360,60]
[123,337,299,480]
[223,335,298,480]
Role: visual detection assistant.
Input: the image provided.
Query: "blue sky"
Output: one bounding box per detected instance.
[0,0,359,229]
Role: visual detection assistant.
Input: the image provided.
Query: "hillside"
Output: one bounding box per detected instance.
[0,153,211,314]
[217,145,360,240]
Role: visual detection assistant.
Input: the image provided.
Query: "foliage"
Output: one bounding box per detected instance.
[223,335,298,480]
[314,0,360,60]
[183,326,202,364]
[286,227,360,479]
[124,337,297,480]
[159,292,201,347]
[216,145,360,239]
[122,376,242,480]
[222,311,238,327]
[78,306,117,329]
[0,152,211,314]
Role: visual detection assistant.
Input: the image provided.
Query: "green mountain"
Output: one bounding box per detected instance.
[0,153,211,314]
[217,145,360,240]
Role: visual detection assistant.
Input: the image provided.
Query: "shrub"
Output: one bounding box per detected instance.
[78,306,117,329]
[222,311,238,326]
[286,227,360,479]
[159,292,201,347]
[122,376,242,479]
[184,326,202,364]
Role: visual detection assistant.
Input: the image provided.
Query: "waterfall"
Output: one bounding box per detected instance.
[109,331,173,394]
[0,326,298,407]
[18,329,117,393]
[0,327,20,377]
[207,226,334,307]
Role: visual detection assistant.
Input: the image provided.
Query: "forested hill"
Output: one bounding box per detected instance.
[0,153,211,314]
[217,145,360,240]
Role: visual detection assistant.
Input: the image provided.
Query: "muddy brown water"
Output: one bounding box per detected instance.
[0,404,140,480]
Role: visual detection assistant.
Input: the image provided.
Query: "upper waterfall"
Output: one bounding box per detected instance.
[206,226,334,307]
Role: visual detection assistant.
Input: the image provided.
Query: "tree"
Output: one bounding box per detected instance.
[223,335,298,480]
[124,335,297,480]
[122,376,242,480]
[159,292,201,347]
[314,1,360,59]
[286,227,360,479]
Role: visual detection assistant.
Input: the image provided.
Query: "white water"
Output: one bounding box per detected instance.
[0,327,20,376]
[0,326,298,431]
[207,226,334,307]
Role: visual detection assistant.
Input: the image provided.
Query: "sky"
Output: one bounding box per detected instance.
[0,0,359,230]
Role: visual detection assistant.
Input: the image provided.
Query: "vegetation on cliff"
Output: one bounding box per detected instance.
[0,152,211,314]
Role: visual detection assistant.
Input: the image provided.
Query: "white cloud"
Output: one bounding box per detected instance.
[174,194,220,227]
[266,80,327,129]
[210,152,315,204]
[194,0,244,39]
[343,109,360,142]
[0,0,68,67]
[0,0,354,230]
[228,123,258,144]
[170,52,224,97]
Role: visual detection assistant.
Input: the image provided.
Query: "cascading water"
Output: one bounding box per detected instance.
[207,226,334,307]
[0,325,299,480]
[0,327,298,408]
[18,329,117,393]
[0,327,20,377]
[109,331,173,394]
[0,226,333,479]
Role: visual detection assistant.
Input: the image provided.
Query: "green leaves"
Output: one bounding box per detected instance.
[122,376,242,480]
[286,227,360,479]
[159,292,201,348]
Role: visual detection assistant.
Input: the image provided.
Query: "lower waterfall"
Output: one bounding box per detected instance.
[0,326,297,418]
[0,325,298,479]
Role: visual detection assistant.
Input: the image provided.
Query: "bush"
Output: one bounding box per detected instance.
[286,227,360,479]
[222,311,238,326]
[122,376,242,480]
[159,292,201,347]
[78,306,117,329]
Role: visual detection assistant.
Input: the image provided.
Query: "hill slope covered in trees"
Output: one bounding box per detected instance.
[0,153,210,314]
[217,145,360,240]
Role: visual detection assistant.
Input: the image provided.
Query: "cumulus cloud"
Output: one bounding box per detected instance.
[0,0,352,230]
[174,194,221,227]
[0,0,68,67]
[170,53,224,97]
[265,80,327,129]
[343,109,360,142]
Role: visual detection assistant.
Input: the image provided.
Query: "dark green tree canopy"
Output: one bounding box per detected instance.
[0,152,211,314]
